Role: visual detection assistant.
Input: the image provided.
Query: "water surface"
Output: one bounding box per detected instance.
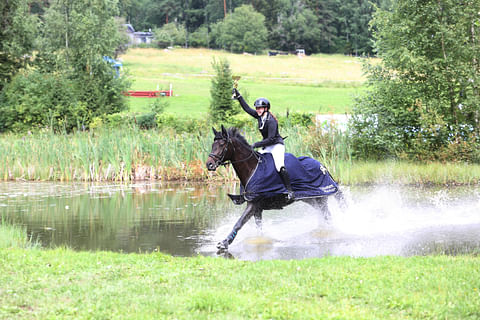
[1,182,479,260]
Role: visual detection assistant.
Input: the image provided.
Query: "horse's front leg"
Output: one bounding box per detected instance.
[254,209,263,230]
[217,201,260,251]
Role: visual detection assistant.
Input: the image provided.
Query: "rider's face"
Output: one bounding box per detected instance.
[256,107,266,116]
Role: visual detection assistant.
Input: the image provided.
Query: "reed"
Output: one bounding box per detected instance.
[2,126,480,185]
[0,219,40,249]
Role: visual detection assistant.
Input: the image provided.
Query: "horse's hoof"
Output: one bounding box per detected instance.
[286,192,295,204]
[216,239,229,250]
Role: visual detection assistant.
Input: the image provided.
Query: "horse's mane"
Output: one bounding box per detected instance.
[227,127,252,148]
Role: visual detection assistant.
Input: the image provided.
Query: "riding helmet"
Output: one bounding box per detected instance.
[254,97,270,110]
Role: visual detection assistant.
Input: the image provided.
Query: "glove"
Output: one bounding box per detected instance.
[252,142,261,149]
[232,88,241,99]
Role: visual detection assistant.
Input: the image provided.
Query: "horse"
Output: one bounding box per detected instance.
[206,125,345,252]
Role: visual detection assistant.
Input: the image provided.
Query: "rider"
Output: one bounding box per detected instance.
[232,88,294,202]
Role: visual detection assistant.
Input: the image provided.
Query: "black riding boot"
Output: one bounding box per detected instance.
[279,166,295,202]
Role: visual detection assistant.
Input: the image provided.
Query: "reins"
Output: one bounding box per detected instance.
[209,136,258,167]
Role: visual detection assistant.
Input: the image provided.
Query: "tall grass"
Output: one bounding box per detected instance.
[0,219,40,249]
[0,127,224,182]
[2,125,480,185]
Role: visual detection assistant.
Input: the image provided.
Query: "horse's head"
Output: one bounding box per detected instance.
[206,125,233,171]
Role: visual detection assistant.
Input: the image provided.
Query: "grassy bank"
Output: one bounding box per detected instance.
[0,222,40,249]
[2,126,480,185]
[1,246,479,319]
[122,48,368,117]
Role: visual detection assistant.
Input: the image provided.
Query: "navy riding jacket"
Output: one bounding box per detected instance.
[238,96,284,148]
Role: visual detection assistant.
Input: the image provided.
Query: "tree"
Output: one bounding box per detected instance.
[0,0,130,133]
[214,5,268,53]
[209,58,237,124]
[0,0,38,91]
[350,0,480,162]
[270,0,321,53]
[154,23,187,47]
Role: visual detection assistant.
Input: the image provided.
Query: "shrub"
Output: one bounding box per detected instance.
[278,112,314,128]
[0,70,85,132]
[156,114,208,133]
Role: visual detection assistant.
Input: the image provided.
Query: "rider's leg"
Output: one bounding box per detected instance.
[279,166,295,202]
[270,144,295,201]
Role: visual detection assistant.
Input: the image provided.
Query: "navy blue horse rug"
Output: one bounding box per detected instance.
[240,153,338,202]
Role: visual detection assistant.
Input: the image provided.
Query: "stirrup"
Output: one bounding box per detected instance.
[286,191,295,203]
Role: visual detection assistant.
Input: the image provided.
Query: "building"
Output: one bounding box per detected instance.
[124,24,154,45]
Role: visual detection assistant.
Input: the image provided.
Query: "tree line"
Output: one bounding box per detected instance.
[121,0,393,55]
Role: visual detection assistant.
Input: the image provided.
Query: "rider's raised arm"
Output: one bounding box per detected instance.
[238,96,258,118]
[233,89,258,118]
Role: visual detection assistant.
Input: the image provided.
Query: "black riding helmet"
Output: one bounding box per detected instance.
[254,97,270,110]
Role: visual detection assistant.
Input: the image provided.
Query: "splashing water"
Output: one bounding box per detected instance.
[207,185,480,260]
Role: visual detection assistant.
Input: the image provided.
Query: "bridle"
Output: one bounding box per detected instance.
[209,136,258,168]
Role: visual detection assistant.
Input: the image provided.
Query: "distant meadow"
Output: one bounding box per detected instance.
[123,48,368,117]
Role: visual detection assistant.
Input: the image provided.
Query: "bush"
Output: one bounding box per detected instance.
[278,112,314,128]
[156,114,208,133]
[0,70,86,132]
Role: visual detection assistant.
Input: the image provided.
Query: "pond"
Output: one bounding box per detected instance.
[1,182,479,261]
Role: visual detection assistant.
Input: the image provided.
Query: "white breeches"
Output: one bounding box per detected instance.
[259,143,285,172]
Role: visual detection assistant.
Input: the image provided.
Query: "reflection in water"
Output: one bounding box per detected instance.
[0,182,235,256]
[1,182,479,260]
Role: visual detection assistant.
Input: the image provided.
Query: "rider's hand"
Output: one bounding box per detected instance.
[252,142,261,149]
[232,88,241,99]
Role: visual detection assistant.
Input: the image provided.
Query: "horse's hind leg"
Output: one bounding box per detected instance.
[316,197,331,220]
[217,201,260,251]
[334,189,348,211]
[303,197,331,220]
[254,209,263,230]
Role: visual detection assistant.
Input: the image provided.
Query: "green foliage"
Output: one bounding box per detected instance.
[121,0,389,55]
[209,58,237,124]
[189,25,210,48]
[278,112,315,128]
[213,5,268,54]
[153,23,187,48]
[0,0,131,133]
[0,70,88,132]
[156,114,208,133]
[350,0,480,162]
[149,97,168,114]
[270,1,322,53]
[0,0,38,91]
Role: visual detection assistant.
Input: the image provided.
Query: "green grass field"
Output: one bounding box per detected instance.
[2,245,479,319]
[121,48,370,117]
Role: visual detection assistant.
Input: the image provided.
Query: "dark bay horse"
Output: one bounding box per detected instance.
[206,125,344,251]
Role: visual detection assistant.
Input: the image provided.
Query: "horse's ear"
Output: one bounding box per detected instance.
[212,127,218,135]
[221,125,228,138]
